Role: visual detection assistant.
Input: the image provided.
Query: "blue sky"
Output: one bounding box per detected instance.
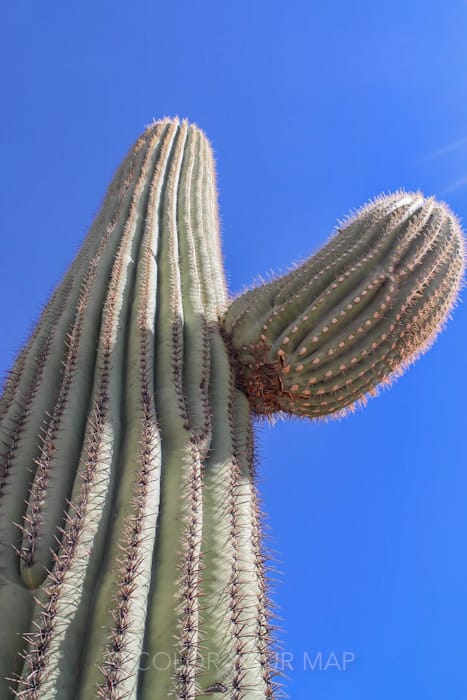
[1,2,467,697]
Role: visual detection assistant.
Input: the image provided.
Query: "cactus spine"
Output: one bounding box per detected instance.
[0,118,464,699]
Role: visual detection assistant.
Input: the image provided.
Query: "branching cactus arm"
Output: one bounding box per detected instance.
[224,194,464,418]
[0,118,464,699]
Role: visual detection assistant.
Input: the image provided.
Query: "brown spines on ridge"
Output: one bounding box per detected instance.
[224,193,465,418]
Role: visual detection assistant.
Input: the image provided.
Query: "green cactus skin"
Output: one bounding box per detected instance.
[0,120,275,700]
[223,193,464,418]
[0,118,464,699]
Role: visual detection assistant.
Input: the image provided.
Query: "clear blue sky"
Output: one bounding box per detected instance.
[1,2,467,698]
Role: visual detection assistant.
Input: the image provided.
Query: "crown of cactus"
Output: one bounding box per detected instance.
[0,118,464,700]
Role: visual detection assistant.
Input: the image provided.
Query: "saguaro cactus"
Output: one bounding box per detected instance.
[0,118,464,699]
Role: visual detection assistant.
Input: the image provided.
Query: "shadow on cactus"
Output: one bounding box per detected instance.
[0,118,464,699]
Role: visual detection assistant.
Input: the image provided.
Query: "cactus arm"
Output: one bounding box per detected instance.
[223,194,464,418]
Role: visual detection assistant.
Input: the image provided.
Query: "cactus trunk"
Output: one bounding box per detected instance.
[0,120,274,699]
[0,117,463,699]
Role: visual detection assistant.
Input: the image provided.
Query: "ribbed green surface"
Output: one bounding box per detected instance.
[0,120,276,699]
[224,193,464,417]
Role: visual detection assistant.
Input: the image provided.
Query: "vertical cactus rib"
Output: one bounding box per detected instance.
[198,136,228,313]
[229,391,272,700]
[177,128,211,442]
[247,446,279,699]
[86,121,178,699]
[197,333,238,695]
[174,438,204,699]
[172,129,209,698]
[1,116,464,700]
[140,119,203,700]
